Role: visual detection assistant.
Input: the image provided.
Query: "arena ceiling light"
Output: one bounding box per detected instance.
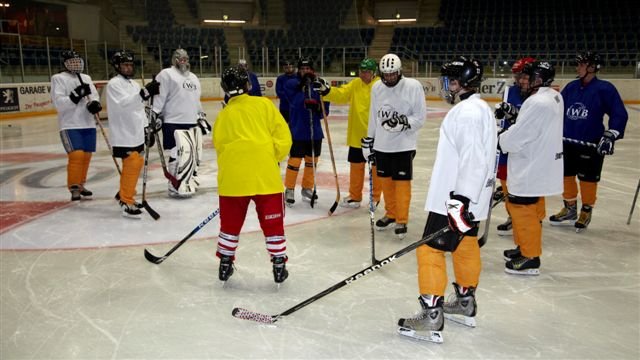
[377,18,416,23]
[204,15,245,24]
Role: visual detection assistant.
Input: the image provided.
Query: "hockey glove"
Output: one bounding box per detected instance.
[69,83,91,104]
[313,77,331,96]
[361,137,375,161]
[197,112,212,135]
[86,100,102,115]
[494,102,519,125]
[140,79,160,100]
[597,129,619,155]
[145,105,162,132]
[445,192,475,234]
[304,98,320,113]
[144,126,156,148]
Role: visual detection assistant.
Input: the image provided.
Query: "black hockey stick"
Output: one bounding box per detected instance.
[306,84,318,209]
[140,132,160,220]
[232,226,450,324]
[627,178,640,225]
[367,159,380,265]
[563,137,597,148]
[319,97,340,215]
[144,208,220,264]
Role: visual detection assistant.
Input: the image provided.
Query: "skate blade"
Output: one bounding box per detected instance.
[575,227,588,233]
[444,313,476,328]
[397,327,443,343]
[549,221,576,227]
[496,230,513,236]
[285,202,295,208]
[504,268,540,276]
[396,234,407,240]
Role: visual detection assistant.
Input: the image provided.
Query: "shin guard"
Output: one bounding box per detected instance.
[302,156,318,190]
[349,162,365,201]
[285,157,302,189]
[67,150,85,189]
[120,151,144,205]
[579,180,598,207]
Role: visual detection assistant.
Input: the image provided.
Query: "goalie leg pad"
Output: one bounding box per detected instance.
[192,126,203,187]
[169,129,198,197]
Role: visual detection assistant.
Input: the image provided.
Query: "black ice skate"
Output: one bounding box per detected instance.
[285,188,295,207]
[218,256,234,282]
[503,246,521,261]
[120,201,142,219]
[301,188,318,203]
[574,205,592,233]
[70,185,82,201]
[505,255,540,276]
[397,296,444,343]
[549,200,577,226]
[394,223,408,239]
[80,186,93,198]
[272,256,288,284]
[496,217,512,236]
[375,216,396,231]
[443,283,477,328]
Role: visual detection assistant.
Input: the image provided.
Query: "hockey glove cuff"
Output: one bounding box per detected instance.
[445,192,475,234]
[361,137,375,161]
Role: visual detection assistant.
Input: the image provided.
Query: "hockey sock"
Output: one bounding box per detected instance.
[420,294,443,307]
[67,150,85,189]
[562,176,579,203]
[301,155,318,190]
[81,152,92,185]
[348,162,365,201]
[284,157,302,189]
[395,180,412,224]
[217,231,239,260]
[506,201,542,258]
[371,164,382,203]
[379,176,396,219]
[119,151,143,204]
[417,243,448,295]
[579,180,598,207]
[536,197,546,222]
[451,235,481,287]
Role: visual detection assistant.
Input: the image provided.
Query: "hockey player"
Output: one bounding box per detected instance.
[315,58,382,209]
[50,50,101,201]
[366,53,426,239]
[283,57,330,207]
[398,57,495,343]
[213,66,292,283]
[106,50,160,218]
[550,51,628,231]
[499,61,564,275]
[275,60,296,122]
[152,48,210,198]
[238,59,262,96]
[493,57,536,236]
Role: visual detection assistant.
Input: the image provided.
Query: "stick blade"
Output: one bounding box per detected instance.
[232,307,277,324]
[328,201,338,216]
[144,249,166,264]
[142,201,160,220]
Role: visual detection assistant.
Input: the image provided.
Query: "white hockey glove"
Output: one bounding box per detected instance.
[361,137,375,161]
[597,129,619,155]
[381,113,410,132]
[445,192,475,234]
[197,112,212,135]
[494,102,519,125]
[145,105,162,132]
[313,77,331,96]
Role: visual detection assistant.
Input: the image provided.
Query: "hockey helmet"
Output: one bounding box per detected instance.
[359,58,377,72]
[522,61,555,92]
[439,56,483,104]
[172,48,190,73]
[575,51,601,71]
[221,66,249,97]
[511,57,536,74]
[379,54,402,87]
[61,49,84,74]
[298,57,313,70]
[110,50,135,78]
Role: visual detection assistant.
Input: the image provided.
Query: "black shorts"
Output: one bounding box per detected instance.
[423,212,478,252]
[375,150,416,180]
[347,146,366,163]
[113,144,144,158]
[289,140,322,158]
[563,142,605,182]
[162,123,196,150]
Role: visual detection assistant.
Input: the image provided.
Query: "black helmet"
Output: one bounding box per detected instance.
[221,66,249,97]
[110,50,135,77]
[61,50,80,61]
[441,56,483,88]
[297,56,313,69]
[61,50,84,73]
[523,61,555,88]
[576,51,601,71]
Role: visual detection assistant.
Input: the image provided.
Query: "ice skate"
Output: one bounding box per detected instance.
[505,255,540,276]
[120,201,142,219]
[549,200,577,226]
[375,216,395,231]
[79,186,93,198]
[503,246,521,261]
[218,256,234,282]
[340,196,361,209]
[574,205,592,233]
[397,296,444,343]
[443,283,477,328]
[285,188,295,207]
[394,223,408,240]
[70,185,82,201]
[301,188,318,203]
[496,217,512,236]
[272,256,288,284]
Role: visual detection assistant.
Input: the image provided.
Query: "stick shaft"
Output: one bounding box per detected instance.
[319,97,340,215]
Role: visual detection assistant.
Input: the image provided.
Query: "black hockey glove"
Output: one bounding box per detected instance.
[361,136,375,161]
[304,98,320,113]
[144,126,156,148]
[597,129,618,155]
[197,112,212,135]
[86,100,102,115]
[313,77,331,96]
[445,192,475,234]
[494,102,519,125]
[140,79,160,100]
[69,83,91,104]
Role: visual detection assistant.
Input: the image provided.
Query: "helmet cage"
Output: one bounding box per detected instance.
[172,49,190,73]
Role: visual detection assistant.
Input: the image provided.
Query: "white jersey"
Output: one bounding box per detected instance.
[152,67,203,125]
[50,72,99,130]
[367,77,427,152]
[106,75,147,147]
[425,94,496,220]
[499,87,564,197]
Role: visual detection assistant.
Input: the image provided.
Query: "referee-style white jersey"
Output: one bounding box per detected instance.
[152,67,203,125]
[106,75,147,147]
[50,72,99,130]
[425,94,496,221]
[367,77,427,152]
[499,87,564,197]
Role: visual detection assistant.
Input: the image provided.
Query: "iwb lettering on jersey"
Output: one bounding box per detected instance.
[182,79,198,91]
[566,102,589,120]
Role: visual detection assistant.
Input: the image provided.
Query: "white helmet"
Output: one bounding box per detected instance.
[379,54,402,87]
[172,48,190,73]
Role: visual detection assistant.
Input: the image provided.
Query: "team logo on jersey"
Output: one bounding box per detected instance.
[182,79,198,91]
[566,102,588,120]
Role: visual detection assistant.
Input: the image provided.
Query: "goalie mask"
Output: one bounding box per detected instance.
[110,50,135,78]
[379,54,402,87]
[62,50,84,74]
[221,66,249,97]
[439,56,483,104]
[172,48,190,73]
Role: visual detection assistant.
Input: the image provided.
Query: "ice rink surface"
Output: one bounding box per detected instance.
[1,99,639,359]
